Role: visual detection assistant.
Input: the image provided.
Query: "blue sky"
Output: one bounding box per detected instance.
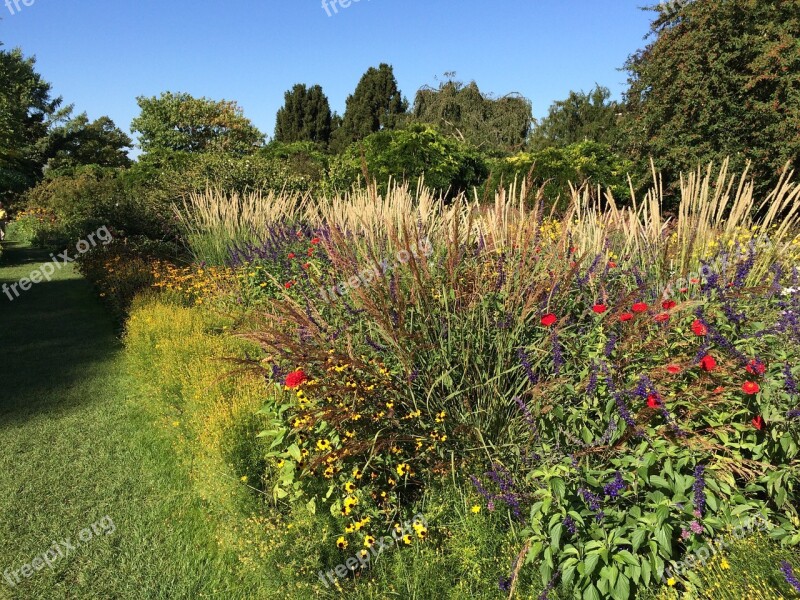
[1,0,656,147]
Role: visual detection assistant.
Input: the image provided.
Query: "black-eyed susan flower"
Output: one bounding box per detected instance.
[415,526,428,540]
[345,523,355,533]
[402,534,413,545]
[344,481,356,493]
[316,439,331,451]
[336,536,348,550]
[352,468,363,480]
[396,464,411,477]
[364,535,376,548]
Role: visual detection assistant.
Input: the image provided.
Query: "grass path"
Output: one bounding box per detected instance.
[0,239,261,599]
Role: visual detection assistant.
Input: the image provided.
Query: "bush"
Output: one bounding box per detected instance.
[326,124,488,197]
[485,141,633,210]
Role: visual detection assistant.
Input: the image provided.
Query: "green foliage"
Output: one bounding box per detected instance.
[44,113,132,172]
[131,91,264,157]
[530,85,624,151]
[328,124,488,196]
[486,141,632,209]
[0,45,64,200]
[275,84,334,146]
[623,0,800,197]
[411,76,533,154]
[333,63,408,150]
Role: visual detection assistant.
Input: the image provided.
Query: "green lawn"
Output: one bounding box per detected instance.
[0,239,264,599]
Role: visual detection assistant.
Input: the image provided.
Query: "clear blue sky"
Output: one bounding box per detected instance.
[1,0,656,147]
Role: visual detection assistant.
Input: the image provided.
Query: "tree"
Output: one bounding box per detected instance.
[410,77,533,154]
[334,64,407,149]
[44,114,132,172]
[274,84,332,145]
[624,0,800,195]
[131,92,263,157]
[0,45,63,199]
[530,85,624,151]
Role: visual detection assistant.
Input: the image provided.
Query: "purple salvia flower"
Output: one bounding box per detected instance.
[518,347,538,384]
[603,367,637,428]
[785,363,798,396]
[578,488,602,511]
[364,334,387,353]
[781,561,800,592]
[603,333,618,358]
[733,244,756,288]
[563,516,577,535]
[603,471,625,499]
[587,362,599,398]
[693,464,706,517]
[538,570,561,600]
[514,396,538,437]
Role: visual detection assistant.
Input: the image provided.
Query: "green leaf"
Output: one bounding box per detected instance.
[584,553,600,576]
[612,573,631,600]
[287,444,302,462]
[583,584,601,600]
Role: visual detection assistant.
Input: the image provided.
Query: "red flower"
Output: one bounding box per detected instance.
[307,248,314,256]
[647,394,661,409]
[691,319,708,336]
[619,312,634,322]
[284,281,294,289]
[285,369,307,389]
[752,415,765,430]
[608,261,617,268]
[666,364,682,374]
[690,278,700,284]
[302,262,311,270]
[632,302,648,313]
[592,304,608,314]
[540,313,558,327]
[311,237,321,245]
[699,355,717,372]
[288,252,296,259]
[654,313,670,323]
[680,287,689,293]
[713,386,725,394]
[745,359,766,376]
[662,300,677,310]
[742,381,760,395]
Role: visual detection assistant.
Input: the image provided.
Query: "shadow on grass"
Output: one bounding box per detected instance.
[0,241,119,426]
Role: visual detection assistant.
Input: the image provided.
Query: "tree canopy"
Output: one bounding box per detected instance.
[334,64,407,149]
[530,85,624,151]
[410,77,532,154]
[0,46,63,199]
[274,84,333,145]
[131,92,264,157]
[44,113,132,173]
[624,0,800,193]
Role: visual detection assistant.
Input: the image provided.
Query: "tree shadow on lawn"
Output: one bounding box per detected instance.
[0,243,121,427]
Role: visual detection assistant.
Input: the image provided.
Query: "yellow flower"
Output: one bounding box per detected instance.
[316,439,331,451]
[720,558,730,570]
[345,523,355,534]
[667,578,676,587]
[364,535,375,548]
[471,505,481,514]
[240,476,248,483]
[336,536,348,550]
[402,534,413,545]
[396,464,411,477]
[344,482,356,493]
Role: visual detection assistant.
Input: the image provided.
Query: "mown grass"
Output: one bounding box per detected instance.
[0,237,268,599]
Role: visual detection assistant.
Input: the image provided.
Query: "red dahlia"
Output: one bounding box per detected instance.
[592,304,607,314]
[285,369,308,389]
[742,381,760,395]
[540,313,558,327]
[699,355,717,372]
[632,302,648,313]
[691,319,708,336]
